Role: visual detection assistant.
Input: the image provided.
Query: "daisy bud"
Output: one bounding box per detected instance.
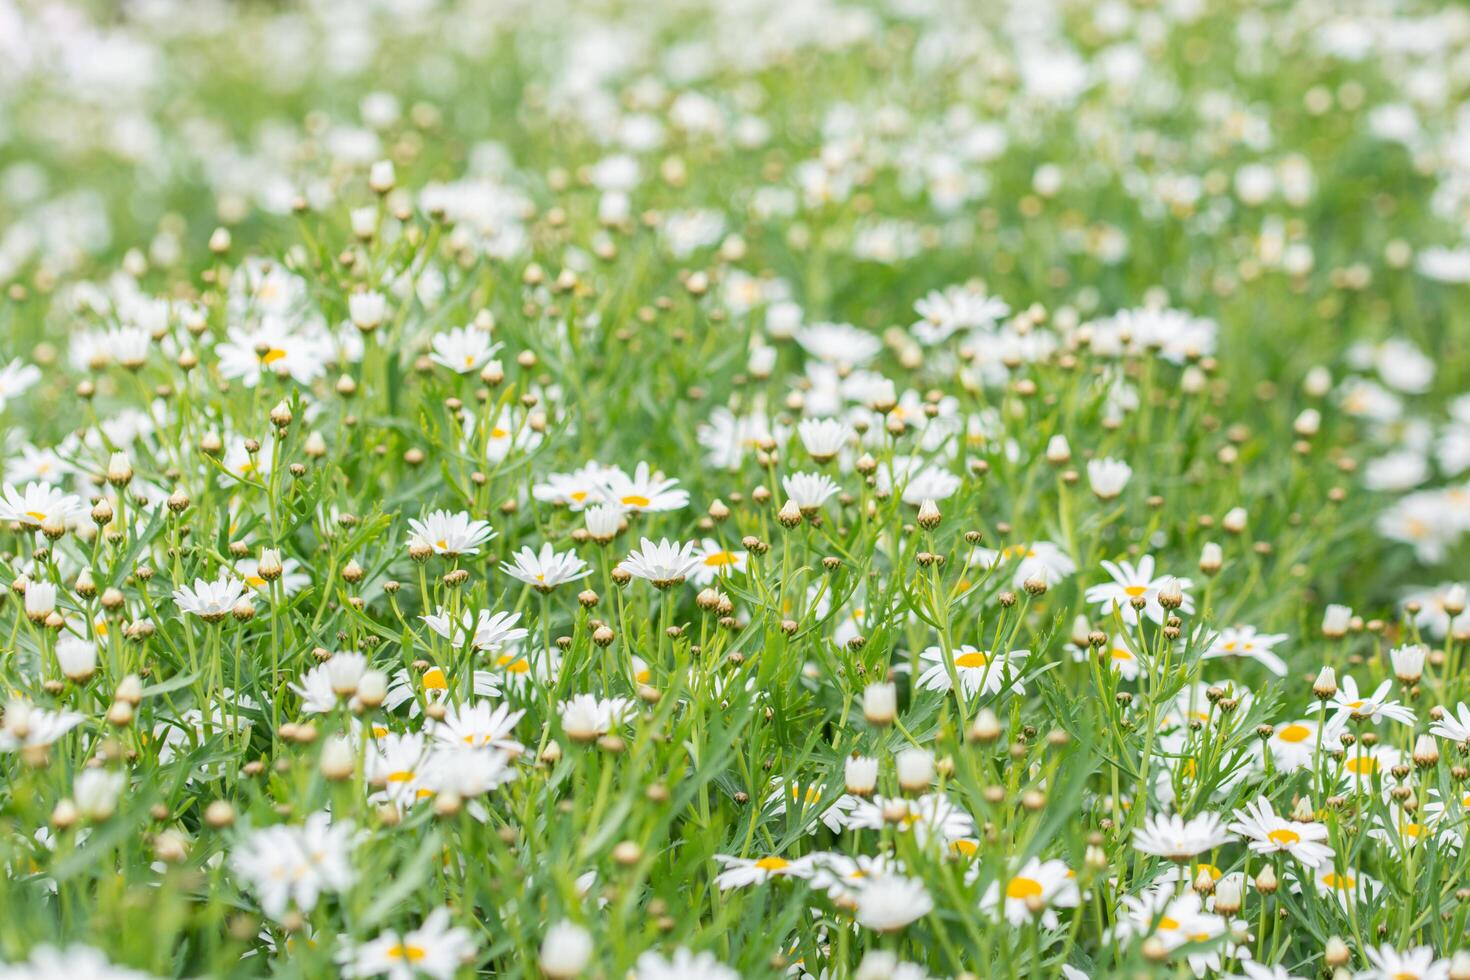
[1322,604,1352,639]
[342,560,365,584]
[320,738,356,781]
[106,451,133,487]
[75,567,96,599]
[350,207,378,241]
[269,400,292,428]
[845,755,879,796]
[577,589,599,608]
[1086,458,1131,500]
[90,499,113,527]
[1414,734,1441,769]
[1045,434,1071,465]
[368,159,396,194]
[1192,867,1215,894]
[1213,876,1241,916]
[916,498,941,529]
[1141,937,1168,962]
[1325,937,1350,968]
[74,769,122,821]
[1253,864,1277,894]
[153,829,189,864]
[357,670,388,708]
[232,599,256,622]
[208,227,232,254]
[1446,584,1468,617]
[1294,408,1321,437]
[611,841,641,865]
[969,708,1002,743]
[24,581,56,622]
[1084,845,1107,871]
[1222,507,1248,534]
[1304,365,1333,398]
[1313,666,1338,700]
[105,701,133,726]
[708,499,730,522]
[202,799,235,829]
[51,799,79,830]
[862,682,897,726]
[167,487,191,513]
[1070,615,1091,648]
[592,626,615,647]
[1180,365,1207,394]
[1199,542,1223,576]
[1291,797,1315,822]
[855,453,878,475]
[1157,577,1184,610]
[258,548,284,582]
[115,674,143,706]
[777,499,803,528]
[895,748,934,792]
[41,517,67,540]
[540,921,593,979]
[1392,643,1427,685]
[348,290,386,331]
[480,360,505,386]
[56,636,97,682]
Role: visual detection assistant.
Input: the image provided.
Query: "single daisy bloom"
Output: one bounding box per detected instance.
[1085,555,1194,625]
[796,417,855,462]
[422,608,528,652]
[842,793,975,844]
[980,857,1080,928]
[501,543,591,591]
[558,694,635,742]
[1334,745,1404,789]
[854,875,933,932]
[970,541,1077,590]
[0,482,84,528]
[228,812,356,920]
[1201,626,1289,677]
[1264,719,1326,770]
[0,700,85,752]
[366,732,434,806]
[689,538,748,586]
[712,853,814,889]
[620,537,702,589]
[532,462,618,510]
[428,325,501,374]
[1430,702,1470,743]
[780,471,841,513]
[915,645,1028,698]
[172,574,248,622]
[339,907,476,980]
[1310,866,1382,908]
[1315,675,1416,727]
[1132,811,1235,861]
[408,510,496,557]
[1228,796,1333,867]
[1086,458,1132,500]
[1356,946,1449,980]
[599,462,688,512]
[633,948,739,980]
[428,700,524,754]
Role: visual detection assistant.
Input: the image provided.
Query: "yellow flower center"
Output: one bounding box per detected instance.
[24,510,46,522]
[1321,872,1355,890]
[261,348,287,364]
[954,651,988,668]
[621,494,651,507]
[386,770,415,783]
[1158,916,1180,930]
[754,857,789,872]
[246,576,267,588]
[570,491,588,502]
[1006,876,1043,900]
[1277,723,1311,743]
[423,668,448,690]
[1267,828,1300,846]
[1123,585,1148,597]
[1345,756,1378,775]
[387,945,427,963]
[1111,647,1134,661]
[704,551,737,567]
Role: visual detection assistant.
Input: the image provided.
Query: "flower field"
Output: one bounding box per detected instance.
[3,0,1470,977]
